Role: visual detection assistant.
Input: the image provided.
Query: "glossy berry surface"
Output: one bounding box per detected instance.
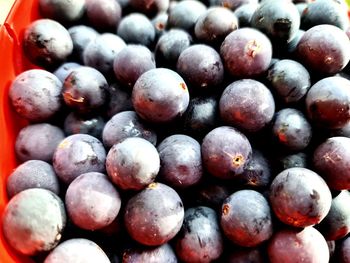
[176,44,224,91]
[305,76,350,129]
[122,243,177,263]
[268,227,329,263]
[85,0,122,32]
[176,206,223,262]
[251,0,300,42]
[63,112,105,140]
[266,59,311,104]
[124,182,184,246]
[106,137,160,190]
[157,134,202,188]
[23,19,73,68]
[154,29,192,69]
[220,28,273,78]
[39,0,85,24]
[2,189,66,256]
[219,79,275,133]
[9,69,63,122]
[132,68,190,123]
[221,190,273,247]
[317,190,350,241]
[62,66,108,114]
[296,25,350,75]
[195,7,238,47]
[201,126,252,179]
[44,238,110,263]
[182,95,219,141]
[269,167,332,228]
[5,0,350,262]
[53,134,106,184]
[83,33,126,77]
[113,44,156,89]
[271,108,312,151]
[117,13,156,47]
[6,160,60,198]
[313,136,350,190]
[65,172,121,230]
[102,110,157,148]
[15,123,65,163]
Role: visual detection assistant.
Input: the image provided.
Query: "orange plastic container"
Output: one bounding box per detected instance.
[0,0,39,262]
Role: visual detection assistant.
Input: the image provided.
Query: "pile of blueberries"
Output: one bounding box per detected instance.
[3,0,350,262]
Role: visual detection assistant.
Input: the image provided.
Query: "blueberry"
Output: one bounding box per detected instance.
[220,28,273,78]
[251,0,300,42]
[113,45,156,89]
[269,167,332,228]
[103,111,157,149]
[23,19,73,68]
[233,150,272,189]
[6,160,60,198]
[53,62,81,83]
[85,0,122,32]
[234,3,259,28]
[300,0,349,31]
[15,123,65,163]
[305,76,350,129]
[296,25,350,75]
[64,112,105,140]
[132,68,190,123]
[151,12,168,39]
[9,69,63,122]
[68,25,99,62]
[338,236,350,263]
[313,136,350,190]
[285,29,305,56]
[209,0,258,11]
[65,172,121,230]
[194,7,238,47]
[106,82,133,118]
[268,227,329,263]
[124,182,184,246]
[39,0,85,24]
[317,190,350,241]
[182,95,219,141]
[201,126,252,179]
[154,29,192,69]
[190,181,231,212]
[267,59,310,104]
[176,206,224,262]
[221,189,273,247]
[122,243,177,263]
[128,0,169,17]
[83,33,126,77]
[117,13,156,47]
[53,134,106,184]
[2,188,66,256]
[329,121,350,138]
[44,238,110,263]
[276,152,309,172]
[167,0,207,33]
[295,2,308,16]
[106,137,160,190]
[271,108,312,151]
[157,134,202,188]
[219,79,275,133]
[176,44,224,91]
[62,66,108,114]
